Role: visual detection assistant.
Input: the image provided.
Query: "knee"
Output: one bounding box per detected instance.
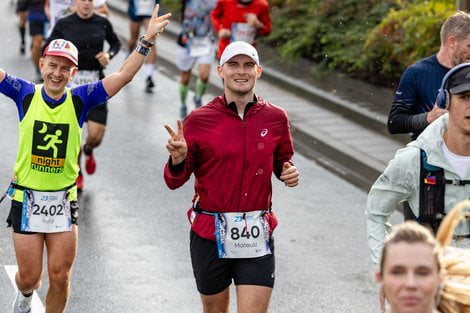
[17,273,42,291]
[201,294,230,313]
[85,136,102,148]
[86,131,105,147]
[48,266,72,289]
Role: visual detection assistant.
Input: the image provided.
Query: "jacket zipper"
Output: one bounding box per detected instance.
[237,118,246,211]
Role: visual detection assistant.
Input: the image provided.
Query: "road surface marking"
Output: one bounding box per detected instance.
[4,265,45,313]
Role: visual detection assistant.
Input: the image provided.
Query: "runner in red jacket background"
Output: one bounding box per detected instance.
[210,0,271,58]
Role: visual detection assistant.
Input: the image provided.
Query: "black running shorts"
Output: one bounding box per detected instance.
[190,230,275,295]
[6,200,79,234]
[86,102,108,125]
[29,20,46,36]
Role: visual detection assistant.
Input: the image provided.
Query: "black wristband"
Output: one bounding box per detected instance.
[135,43,150,56]
[139,35,155,48]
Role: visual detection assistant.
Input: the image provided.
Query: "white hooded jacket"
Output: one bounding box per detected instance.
[366,114,470,264]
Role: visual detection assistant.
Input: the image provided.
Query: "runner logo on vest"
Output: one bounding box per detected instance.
[31,121,69,173]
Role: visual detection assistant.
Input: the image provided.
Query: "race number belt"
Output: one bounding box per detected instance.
[230,23,256,44]
[214,210,271,259]
[189,36,212,58]
[69,70,100,88]
[135,0,154,16]
[21,189,72,233]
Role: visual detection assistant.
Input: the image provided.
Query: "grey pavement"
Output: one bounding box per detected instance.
[107,0,407,190]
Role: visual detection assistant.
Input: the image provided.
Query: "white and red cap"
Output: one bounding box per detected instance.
[43,39,78,66]
[219,41,259,66]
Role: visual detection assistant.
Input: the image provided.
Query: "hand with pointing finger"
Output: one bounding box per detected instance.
[280,162,299,187]
[164,120,187,165]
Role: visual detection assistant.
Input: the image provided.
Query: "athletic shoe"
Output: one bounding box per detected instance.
[77,172,84,192]
[180,105,188,119]
[12,291,32,313]
[145,76,154,93]
[84,150,96,175]
[193,96,202,108]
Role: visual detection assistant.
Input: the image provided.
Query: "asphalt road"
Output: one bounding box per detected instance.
[0,2,402,312]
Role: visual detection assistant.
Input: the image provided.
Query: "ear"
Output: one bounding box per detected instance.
[216,65,224,79]
[257,65,263,78]
[69,67,78,81]
[375,272,383,284]
[447,35,457,49]
[39,57,45,71]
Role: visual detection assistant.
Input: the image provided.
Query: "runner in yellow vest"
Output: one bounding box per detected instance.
[0,5,170,313]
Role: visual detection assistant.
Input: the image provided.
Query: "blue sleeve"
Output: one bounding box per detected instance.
[71,80,110,125]
[0,73,35,121]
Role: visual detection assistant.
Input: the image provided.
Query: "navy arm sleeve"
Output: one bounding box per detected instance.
[104,19,121,59]
[387,104,428,136]
[387,66,429,137]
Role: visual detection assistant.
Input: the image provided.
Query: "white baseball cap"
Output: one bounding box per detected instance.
[43,39,79,66]
[219,41,259,66]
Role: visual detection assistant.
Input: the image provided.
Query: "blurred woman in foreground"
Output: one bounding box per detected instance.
[375,200,470,313]
[376,221,443,313]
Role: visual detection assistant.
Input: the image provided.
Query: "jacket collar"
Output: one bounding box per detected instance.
[221,94,262,117]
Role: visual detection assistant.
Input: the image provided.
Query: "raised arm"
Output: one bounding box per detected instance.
[101,4,171,97]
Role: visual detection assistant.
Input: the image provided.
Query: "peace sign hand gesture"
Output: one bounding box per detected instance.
[144,4,171,41]
[164,120,187,165]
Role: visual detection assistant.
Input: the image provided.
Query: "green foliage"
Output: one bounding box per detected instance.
[160,0,182,16]
[263,0,396,71]
[363,0,455,80]
[264,0,456,85]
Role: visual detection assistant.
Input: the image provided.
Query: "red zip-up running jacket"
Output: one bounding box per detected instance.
[164,95,294,241]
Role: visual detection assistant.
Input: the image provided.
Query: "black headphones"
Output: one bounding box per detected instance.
[435,62,470,109]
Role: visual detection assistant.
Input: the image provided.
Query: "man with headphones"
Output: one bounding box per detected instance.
[366,63,470,265]
[387,11,470,141]
[387,11,470,221]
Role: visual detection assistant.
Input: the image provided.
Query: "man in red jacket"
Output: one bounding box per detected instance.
[164,41,299,313]
[211,0,271,58]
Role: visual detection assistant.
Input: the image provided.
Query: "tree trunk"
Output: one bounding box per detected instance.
[457,0,470,11]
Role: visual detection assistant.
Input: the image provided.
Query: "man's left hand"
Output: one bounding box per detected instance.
[280,162,299,187]
[144,4,171,42]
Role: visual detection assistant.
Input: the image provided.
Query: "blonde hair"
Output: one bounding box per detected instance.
[436,200,470,313]
[380,221,441,274]
[440,11,470,43]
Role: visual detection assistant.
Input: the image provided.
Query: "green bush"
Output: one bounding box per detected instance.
[363,0,455,82]
[263,0,456,86]
[160,0,182,17]
[263,0,397,70]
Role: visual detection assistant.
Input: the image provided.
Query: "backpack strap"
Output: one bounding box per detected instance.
[418,149,446,233]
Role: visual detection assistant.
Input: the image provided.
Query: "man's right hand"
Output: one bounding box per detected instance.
[164,120,187,165]
[426,105,447,123]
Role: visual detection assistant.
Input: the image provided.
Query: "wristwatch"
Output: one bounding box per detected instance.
[139,35,155,48]
[135,43,150,56]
